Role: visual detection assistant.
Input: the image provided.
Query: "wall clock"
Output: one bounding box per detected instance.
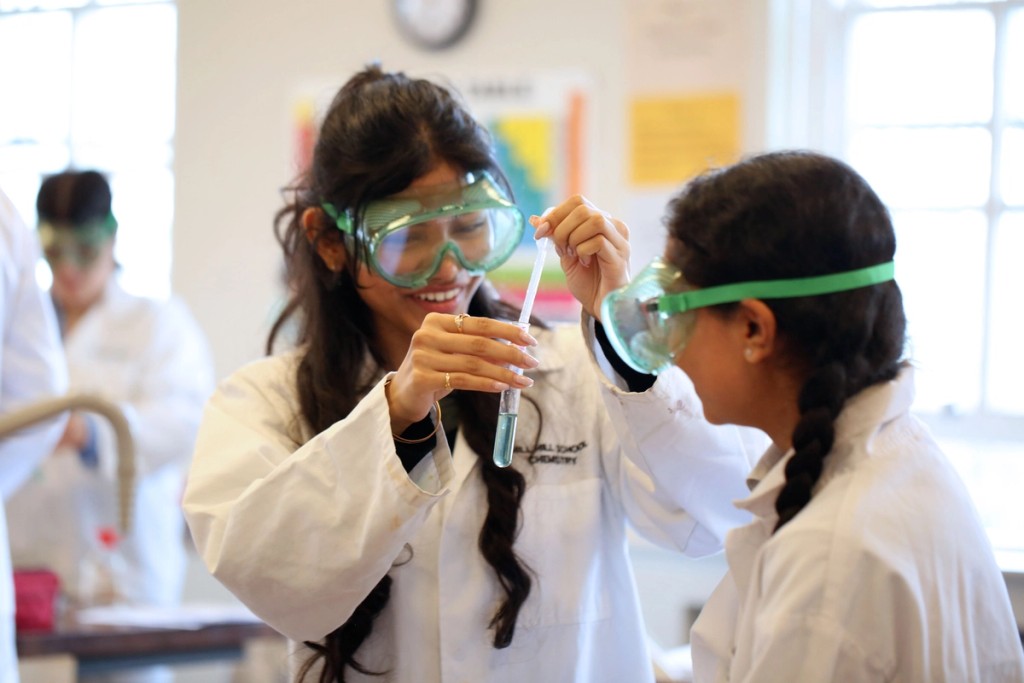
[393,0,478,50]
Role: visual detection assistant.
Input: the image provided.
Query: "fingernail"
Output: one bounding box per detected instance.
[520,331,538,346]
[514,374,534,388]
[533,221,550,238]
[580,253,591,267]
[554,244,565,258]
[567,245,576,258]
[522,352,540,368]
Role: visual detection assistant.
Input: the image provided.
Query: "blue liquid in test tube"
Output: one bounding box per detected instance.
[494,413,518,468]
[493,321,527,467]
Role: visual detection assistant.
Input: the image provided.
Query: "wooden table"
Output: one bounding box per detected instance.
[17,616,283,676]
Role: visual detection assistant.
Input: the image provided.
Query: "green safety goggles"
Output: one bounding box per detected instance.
[322,171,525,289]
[601,257,896,375]
[37,215,117,269]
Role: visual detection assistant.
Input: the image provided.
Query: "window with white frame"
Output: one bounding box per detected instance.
[771,0,1024,568]
[0,0,176,299]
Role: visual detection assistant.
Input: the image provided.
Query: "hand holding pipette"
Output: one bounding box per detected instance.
[491,198,629,467]
[384,312,537,438]
[493,235,550,468]
[531,198,631,322]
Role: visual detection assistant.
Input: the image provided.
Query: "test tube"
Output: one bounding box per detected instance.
[493,322,530,468]
[493,237,549,468]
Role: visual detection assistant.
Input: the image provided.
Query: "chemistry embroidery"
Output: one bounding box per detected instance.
[513,440,587,465]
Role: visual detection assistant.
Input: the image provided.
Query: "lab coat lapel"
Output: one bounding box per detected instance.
[727,442,787,607]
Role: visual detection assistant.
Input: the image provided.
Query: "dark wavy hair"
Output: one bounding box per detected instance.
[36,169,114,229]
[266,65,539,681]
[665,151,906,533]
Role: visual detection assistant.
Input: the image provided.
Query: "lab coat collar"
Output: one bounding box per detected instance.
[736,365,917,522]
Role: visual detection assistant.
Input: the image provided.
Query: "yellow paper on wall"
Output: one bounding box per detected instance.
[630,93,741,187]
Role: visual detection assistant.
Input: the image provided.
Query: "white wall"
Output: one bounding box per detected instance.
[173,0,767,380]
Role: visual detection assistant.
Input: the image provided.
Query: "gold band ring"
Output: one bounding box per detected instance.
[454,313,468,334]
[444,372,452,391]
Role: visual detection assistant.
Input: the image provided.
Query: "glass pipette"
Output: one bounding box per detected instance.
[493,236,550,468]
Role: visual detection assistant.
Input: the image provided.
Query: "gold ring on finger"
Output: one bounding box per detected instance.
[444,372,452,391]
[454,313,468,334]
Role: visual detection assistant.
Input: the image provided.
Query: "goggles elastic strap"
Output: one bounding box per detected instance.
[658,261,895,315]
[322,202,356,235]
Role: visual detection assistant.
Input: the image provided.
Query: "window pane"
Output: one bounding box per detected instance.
[1006,8,1024,121]
[0,171,44,229]
[0,12,72,143]
[0,143,71,223]
[856,0,996,6]
[72,141,173,172]
[848,127,990,208]
[893,210,986,413]
[72,4,176,146]
[987,211,1024,414]
[1002,126,1024,205]
[847,9,994,126]
[0,0,86,9]
[109,167,173,300]
[0,142,70,174]
[944,438,1024,554]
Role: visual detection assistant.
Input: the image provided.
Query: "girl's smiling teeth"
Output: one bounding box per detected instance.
[413,287,460,303]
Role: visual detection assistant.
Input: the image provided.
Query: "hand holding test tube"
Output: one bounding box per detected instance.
[493,236,550,468]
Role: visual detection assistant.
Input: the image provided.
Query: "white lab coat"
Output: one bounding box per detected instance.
[685,369,1024,682]
[6,278,213,611]
[184,318,759,683]
[0,189,67,683]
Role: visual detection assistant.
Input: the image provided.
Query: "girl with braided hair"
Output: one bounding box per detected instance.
[182,65,758,683]
[544,150,1024,681]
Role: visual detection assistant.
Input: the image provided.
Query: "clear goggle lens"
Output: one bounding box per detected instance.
[326,171,525,289]
[601,259,698,375]
[370,205,523,288]
[38,218,116,269]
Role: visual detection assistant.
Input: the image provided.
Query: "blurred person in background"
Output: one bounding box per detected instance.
[5,170,214,682]
[0,185,68,682]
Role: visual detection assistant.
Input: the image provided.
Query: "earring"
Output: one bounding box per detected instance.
[744,348,754,360]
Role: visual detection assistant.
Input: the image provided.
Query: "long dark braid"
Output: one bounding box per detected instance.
[666,150,907,534]
[267,65,539,681]
[771,277,905,532]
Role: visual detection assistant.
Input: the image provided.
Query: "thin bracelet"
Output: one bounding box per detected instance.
[385,377,443,445]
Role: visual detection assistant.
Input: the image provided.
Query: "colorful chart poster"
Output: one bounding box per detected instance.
[456,72,594,322]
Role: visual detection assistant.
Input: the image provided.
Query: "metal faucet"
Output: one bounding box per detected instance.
[0,394,135,534]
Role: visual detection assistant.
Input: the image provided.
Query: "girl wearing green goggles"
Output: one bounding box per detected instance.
[537,150,1022,683]
[37,214,118,269]
[600,257,895,376]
